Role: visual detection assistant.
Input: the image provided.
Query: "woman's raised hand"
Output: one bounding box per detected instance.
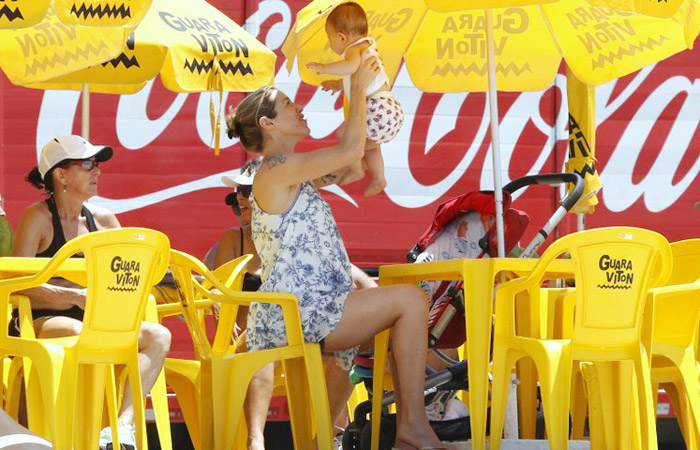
[352,52,380,91]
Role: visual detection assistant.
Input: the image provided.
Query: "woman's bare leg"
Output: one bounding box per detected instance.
[118,322,172,426]
[245,363,274,450]
[325,360,355,431]
[0,408,51,448]
[322,285,442,449]
[34,316,82,338]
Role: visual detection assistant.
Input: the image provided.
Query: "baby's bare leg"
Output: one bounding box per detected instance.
[363,142,387,196]
[339,159,364,185]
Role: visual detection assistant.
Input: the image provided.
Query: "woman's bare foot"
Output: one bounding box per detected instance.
[364,176,387,196]
[394,422,445,449]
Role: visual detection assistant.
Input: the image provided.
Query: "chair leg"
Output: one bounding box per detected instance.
[5,359,22,421]
[534,345,572,450]
[516,358,538,439]
[489,347,519,450]
[303,344,333,449]
[634,354,659,450]
[678,353,700,449]
[165,371,202,449]
[73,364,107,450]
[371,330,390,450]
[150,367,173,450]
[212,358,259,450]
[127,359,148,450]
[570,365,588,440]
[283,357,314,450]
[105,366,120,444]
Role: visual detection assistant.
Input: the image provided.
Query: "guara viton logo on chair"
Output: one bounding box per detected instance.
[108,256,141,292]
[597,255,634,290]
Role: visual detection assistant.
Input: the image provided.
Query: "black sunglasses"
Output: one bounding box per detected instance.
[236,185,252,197]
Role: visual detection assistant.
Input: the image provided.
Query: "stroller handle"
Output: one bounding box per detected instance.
[508,173,585,258]
[503,173,584,212]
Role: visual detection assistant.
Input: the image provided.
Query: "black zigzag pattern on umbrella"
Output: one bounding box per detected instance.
[102,53,140,69]
[70,3,131,19]
[0,5,23,21]
[183,59,253,76]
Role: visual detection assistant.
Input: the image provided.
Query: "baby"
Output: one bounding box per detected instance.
[307,2,404,197]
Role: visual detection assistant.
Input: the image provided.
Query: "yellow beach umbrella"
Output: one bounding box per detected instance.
[427,0,684,18]
[0,0,152,29]
[0,4,131,85]
[282,0,699,254]
[566,70,601,216]
[283,0,698,92]
[29,0,276,150]
[32,0,276,93]
[424,0,699,218]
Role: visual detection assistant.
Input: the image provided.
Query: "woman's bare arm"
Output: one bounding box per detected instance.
[254,56,379,197]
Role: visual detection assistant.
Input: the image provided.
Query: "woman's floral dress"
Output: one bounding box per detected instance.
[248,181,358,369]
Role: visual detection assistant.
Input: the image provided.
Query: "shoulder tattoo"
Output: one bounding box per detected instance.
[263,154,287,169]
[320,173,338,184]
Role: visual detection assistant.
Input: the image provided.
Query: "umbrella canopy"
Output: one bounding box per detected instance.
[30,0,276,93]
[0,0,152,29]
[0,4,131,85]
[283,0,699,93]
[282,0,699,252]
[427,0,685,18]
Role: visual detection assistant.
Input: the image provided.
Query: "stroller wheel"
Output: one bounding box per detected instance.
[359,414,397,450]
[342,421,363,450]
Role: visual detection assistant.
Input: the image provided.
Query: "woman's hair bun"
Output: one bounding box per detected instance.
[226,108,241,139]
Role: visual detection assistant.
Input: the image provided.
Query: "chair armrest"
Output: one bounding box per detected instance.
[648,283,700,298]
[157,303,184,319]
[16,295,36,339]
[208,291,305,347]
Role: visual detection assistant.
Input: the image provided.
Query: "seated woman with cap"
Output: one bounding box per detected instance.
[12,135,172,450]
[213,159,262,291]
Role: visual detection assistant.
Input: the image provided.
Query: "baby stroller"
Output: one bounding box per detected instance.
[342,173,584,450]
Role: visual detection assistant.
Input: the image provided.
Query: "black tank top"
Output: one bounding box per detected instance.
[9,197,99,336]
[239,229,262,292]
[37,197,98,257]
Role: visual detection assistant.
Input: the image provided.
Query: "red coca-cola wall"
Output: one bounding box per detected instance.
[1,0,699,267]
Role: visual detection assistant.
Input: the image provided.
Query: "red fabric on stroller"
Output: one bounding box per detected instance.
[410,191,530,349]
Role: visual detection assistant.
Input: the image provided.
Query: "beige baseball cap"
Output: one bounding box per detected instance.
[38,135,113,180]
[222,160,259,188]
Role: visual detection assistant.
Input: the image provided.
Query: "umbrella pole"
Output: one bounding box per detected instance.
[81,84,90,140]
[485,11,506,259]
[486,9,520,441]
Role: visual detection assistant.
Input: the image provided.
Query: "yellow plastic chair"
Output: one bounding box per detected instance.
[648,239,700,450]
[168,249,334,450]
[160,254,251,450]
[8,283,173,449]
[515,287,575,439]
[0,228,170,450]
[490,227,672,450]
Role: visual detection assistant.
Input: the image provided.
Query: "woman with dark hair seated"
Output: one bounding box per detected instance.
[13,135,172,450]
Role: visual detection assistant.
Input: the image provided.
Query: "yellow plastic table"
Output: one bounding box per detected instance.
[374,257,574,450]
[0,257,86,281]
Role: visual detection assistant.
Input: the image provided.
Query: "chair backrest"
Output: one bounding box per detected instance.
[169,250,250,360]
[652,239,700,349]
[534,227,671,356]
[66,228,170,357]
[666,239,700,285]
